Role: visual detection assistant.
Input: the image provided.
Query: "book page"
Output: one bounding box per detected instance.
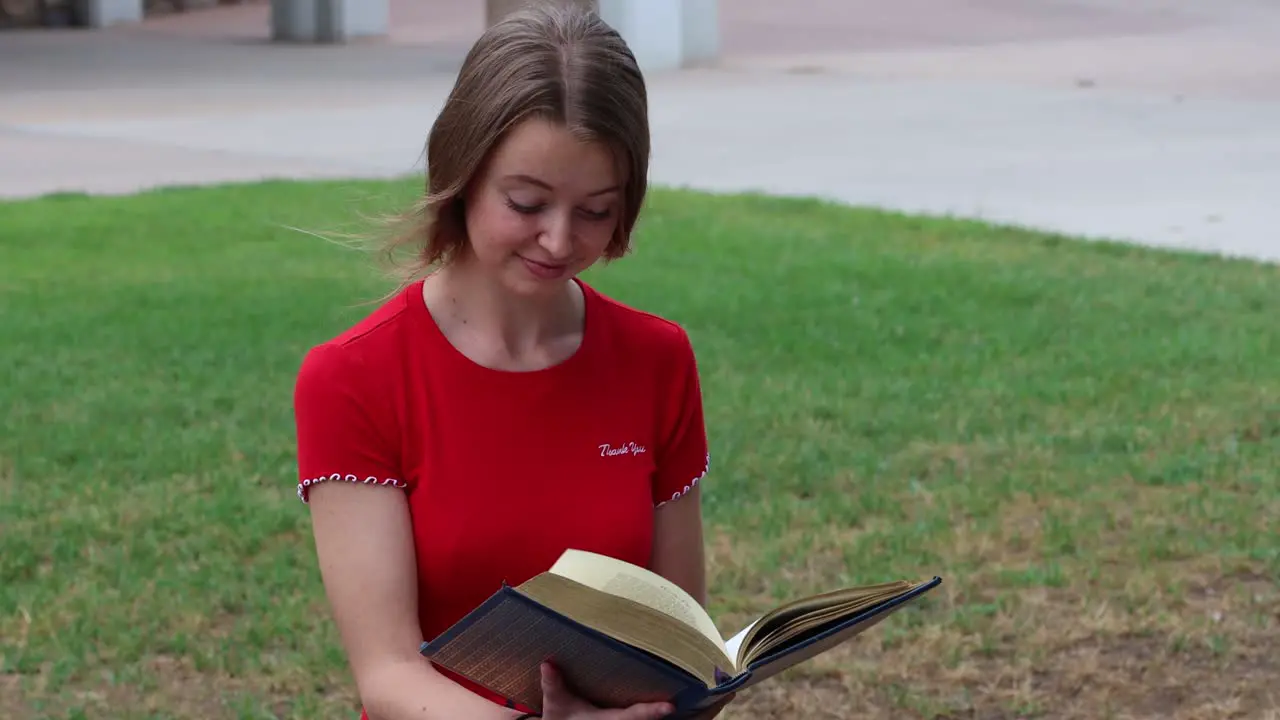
[549,550,727,661]
[723,618,759,668]
[518,573,727,685]
[735,580,913,666]
[737,605,901,690]
[420,587,704,713]
[737,578,941,685]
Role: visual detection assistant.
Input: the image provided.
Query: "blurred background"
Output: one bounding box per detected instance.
[2,2,1278,719]
[3,0,1278,260]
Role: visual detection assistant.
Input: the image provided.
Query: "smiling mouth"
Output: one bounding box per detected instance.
[519,255,571,279]
[521,256,567,270]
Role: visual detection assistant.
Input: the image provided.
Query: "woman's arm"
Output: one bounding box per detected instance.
[307,481,518,720]
[649,486,734,719]
[649,485,708,606]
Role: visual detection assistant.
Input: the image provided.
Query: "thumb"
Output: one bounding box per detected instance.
[539,662,573,710]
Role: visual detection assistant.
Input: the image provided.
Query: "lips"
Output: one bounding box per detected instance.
[519,255,570,280]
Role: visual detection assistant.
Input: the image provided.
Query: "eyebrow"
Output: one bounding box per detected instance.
[504,174,620,197]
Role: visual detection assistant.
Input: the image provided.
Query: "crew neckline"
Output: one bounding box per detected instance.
[409,276,598,380]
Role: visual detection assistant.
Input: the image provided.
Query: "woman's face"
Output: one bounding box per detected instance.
[462,116,622,297]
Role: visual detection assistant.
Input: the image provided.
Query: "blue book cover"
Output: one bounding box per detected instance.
[419,549,942,718]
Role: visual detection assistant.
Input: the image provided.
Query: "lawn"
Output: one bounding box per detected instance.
[1,179,1277,720]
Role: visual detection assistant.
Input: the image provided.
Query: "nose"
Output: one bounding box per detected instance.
[538,211,574,260]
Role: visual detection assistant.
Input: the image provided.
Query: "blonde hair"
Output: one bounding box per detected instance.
[379,2,650,283]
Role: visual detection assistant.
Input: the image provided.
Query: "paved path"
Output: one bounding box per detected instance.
[2,0,1278,262]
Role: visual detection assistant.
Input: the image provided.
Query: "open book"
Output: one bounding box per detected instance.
[419,549,941,718]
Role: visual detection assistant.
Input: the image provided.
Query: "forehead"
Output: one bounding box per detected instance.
[483,117,620,193]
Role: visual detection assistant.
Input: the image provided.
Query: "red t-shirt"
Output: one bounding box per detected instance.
[292,278,710,715]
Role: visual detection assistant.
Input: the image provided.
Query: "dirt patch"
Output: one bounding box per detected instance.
[722,674,865,719]
[0,653,351,720]
[712,619,1279,719]
[0,673,30,719]
[703,497,1280,720]
[5,655,245,718]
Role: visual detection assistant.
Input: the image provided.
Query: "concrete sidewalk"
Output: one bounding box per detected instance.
[2,0,1278,262]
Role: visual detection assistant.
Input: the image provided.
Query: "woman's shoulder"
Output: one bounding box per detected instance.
[295,282,423,388]
[585,281,696,362]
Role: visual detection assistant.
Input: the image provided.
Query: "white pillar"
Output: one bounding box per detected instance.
[487,0,719,73]
[598,0,719,73]
[270,0,389,43]
[679,0,719,66]
[78,0,143,27]
[486,0,595,26]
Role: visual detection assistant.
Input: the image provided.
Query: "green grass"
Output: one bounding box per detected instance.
[2,179,1278,719]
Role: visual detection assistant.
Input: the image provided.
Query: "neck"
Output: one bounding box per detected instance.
[422,259,584,367]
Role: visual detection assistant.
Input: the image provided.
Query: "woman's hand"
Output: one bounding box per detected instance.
[537,662,675,720]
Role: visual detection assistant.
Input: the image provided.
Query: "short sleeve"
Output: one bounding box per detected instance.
[292,342,407,504]
[652,327,710,508]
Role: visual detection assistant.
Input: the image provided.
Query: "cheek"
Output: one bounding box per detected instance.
[579,222,617,256]
[466,198,537,250]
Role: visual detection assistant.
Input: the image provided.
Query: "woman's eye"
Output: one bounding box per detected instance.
[505,196,610,220]
[505,198,543,214]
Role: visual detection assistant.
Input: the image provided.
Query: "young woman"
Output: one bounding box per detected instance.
[292,5,731,719]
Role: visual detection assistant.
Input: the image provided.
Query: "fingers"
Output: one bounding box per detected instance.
[540,660,675,719]
[539,662,573,710]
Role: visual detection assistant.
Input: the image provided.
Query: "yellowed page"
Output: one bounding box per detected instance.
[724,618,759,668]
[549,549,729,667]
[739,579,931,669]
[736,608,900,689]
[733,580,912,663]
[517,573,725,685]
